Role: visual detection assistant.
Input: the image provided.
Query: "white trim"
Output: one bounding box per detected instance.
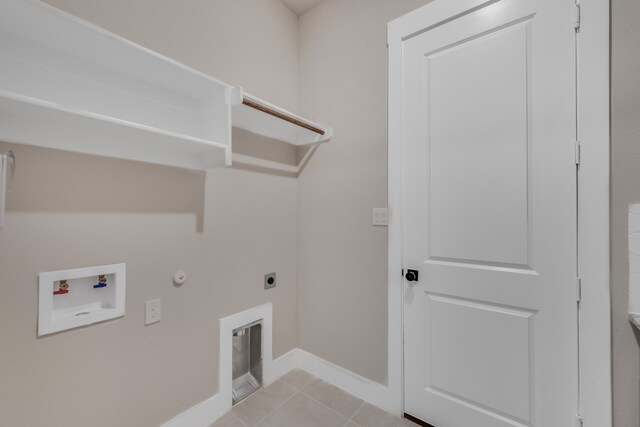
[386,0,611,424]
[162,394,227,427]
[387,0,494,44]
[295,349,392,412]
[387,25,404,418]
[270,348,298,380]
[576,0,612,425]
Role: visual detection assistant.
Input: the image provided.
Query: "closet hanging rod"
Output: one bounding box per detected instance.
[230,87,332,146]
[241,98,325,136]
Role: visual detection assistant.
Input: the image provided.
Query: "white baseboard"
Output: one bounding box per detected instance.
[162,393,226,427]
[270,348,298,383]
[162,347,392,426]
[294,349,392,412]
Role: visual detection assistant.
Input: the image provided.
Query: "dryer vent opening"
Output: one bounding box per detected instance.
[232,320,263,404]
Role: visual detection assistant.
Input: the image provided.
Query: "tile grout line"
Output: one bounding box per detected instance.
[297,387,354,425]
[282,373,368,427]
[280,374,357,427]
[232,372,315,426]
[246,381,300,427]
[226,372,382,427]
[349,401,366,422]
[230,411,250,427]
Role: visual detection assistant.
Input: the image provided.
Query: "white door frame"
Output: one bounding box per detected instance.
[386,1,611,425]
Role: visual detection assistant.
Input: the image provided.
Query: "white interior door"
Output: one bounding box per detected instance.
[401,1,578,426]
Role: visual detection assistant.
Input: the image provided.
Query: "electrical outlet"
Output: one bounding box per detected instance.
[264,273,276,290]
[145,299,161,325]
[373,208,388,226]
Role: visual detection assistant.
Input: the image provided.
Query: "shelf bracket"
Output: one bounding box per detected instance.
[0,150,15,229]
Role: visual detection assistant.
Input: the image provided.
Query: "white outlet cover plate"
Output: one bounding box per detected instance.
[145,299,161,325]
[373,208,388,226]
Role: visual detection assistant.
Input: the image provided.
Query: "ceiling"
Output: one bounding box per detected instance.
[279,0,327,16]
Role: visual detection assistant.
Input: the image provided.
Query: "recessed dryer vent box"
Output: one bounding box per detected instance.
[232,320,263,404]
[38,263,126,336]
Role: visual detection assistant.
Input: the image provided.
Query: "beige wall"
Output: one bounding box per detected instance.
[612,0,640,425]
[296,0,431,383]
[0,1,299,426]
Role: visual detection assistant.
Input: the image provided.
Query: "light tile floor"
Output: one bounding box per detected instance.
[210,369,418,427]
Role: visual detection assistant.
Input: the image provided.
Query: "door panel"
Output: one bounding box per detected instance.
[401,0,577,426]
[428,293,533,422]
[429,21,530,266]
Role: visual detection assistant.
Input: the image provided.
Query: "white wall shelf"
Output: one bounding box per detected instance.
[0,0,331,171]
[231,88,332,146]
[0,92,230,170]
[0,0,232,170]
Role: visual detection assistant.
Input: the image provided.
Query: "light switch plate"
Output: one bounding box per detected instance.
[373,208,388,226]
[145,299,161,325]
